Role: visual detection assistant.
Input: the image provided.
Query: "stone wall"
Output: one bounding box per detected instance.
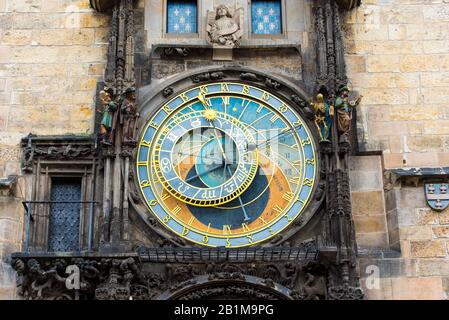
[344,0,449,169]
[345,1,449,300]
[0,0,109,299]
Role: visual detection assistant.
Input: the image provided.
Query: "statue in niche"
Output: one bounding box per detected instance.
[121,87,138,146]
[310,93,334,141]
[206,5,243,48]
[99,87,118,146]
[335,85,362,142]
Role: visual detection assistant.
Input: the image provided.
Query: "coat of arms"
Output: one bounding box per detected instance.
[425,183,449,211]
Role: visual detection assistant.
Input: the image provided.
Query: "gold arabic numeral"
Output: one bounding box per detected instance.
[202,234,209,244]
[141,140,151,147]
[270,114,280,123]
[148,200,158,206]
[242,85,250,95]
[272,205,284,215]
[221,83,230,92]
[290,176,301,185]
[180,93,189,102]
[301,138,311,146]
[182,226,190,236]
[222,96,230,107]
[242,223,251,232]
[223,225,232,235]
[262,92,270,101]
[172,205,181,216]
[279,103,288,113]
[282,192,295,202]
[303,178,313,187]
[268,227,275,235]
[226,238,231,248]
[140,180,150,188]
[284,213,293,222]
[246,234,254,243]
[162,105,172,114]
[163,215,171,224]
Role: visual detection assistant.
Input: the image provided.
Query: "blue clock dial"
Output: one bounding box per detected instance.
[136,82,318,248]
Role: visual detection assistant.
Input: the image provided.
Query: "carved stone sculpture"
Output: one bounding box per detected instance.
[99,87,118,145]
[121,87,138,146]
[311,93,334,141]
[206,5,243,48]
[335,85,362,142]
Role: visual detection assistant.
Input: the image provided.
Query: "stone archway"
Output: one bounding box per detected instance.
[155,274,294,300]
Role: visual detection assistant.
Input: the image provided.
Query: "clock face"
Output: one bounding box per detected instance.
[136,82,318,248]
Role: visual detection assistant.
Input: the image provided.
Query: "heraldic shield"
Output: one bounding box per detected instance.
[425,183,449,211]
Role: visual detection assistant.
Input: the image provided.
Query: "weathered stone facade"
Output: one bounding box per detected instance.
[0,0,449,300]
[0,0,109,299]
[345,1,449,300]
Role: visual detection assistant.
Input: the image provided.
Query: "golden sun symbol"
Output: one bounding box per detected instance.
[203,109,218,121]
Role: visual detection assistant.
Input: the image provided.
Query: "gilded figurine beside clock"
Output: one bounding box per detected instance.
[136,82,318,248]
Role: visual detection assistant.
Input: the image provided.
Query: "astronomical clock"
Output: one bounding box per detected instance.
[136,81,318,248]
[11,0,364,301]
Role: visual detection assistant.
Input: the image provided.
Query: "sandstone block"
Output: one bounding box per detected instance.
[399,226,433,241]
[352,191,385,216]
[391,277,444,300]
[410,240,446,258]
[354,215,387,234]
[367,55,399,72]
[356,232,389,248]
[433,226,449,238]
[423,5,449,22]
[417,259,449,277]
[400,55,440,72]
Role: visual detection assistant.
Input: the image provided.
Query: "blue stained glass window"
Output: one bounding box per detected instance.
[251,0,282,35]
[167,0,197,34]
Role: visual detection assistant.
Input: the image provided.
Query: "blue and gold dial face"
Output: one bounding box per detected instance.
[137,82,318,248]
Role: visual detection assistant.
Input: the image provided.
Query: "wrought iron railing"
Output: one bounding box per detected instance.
[137,243,319,263]
[22,200,97,252]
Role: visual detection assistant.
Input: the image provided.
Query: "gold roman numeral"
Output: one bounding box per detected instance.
[172,205,181,215]
[242,223,251,232]
[223,225,232,235]
[282,192,294,202]
[222,96,230,106]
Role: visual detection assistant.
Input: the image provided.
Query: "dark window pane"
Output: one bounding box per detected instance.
[48,179,81,252]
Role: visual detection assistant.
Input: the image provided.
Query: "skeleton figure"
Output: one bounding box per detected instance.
[310,93,334,141]
[207,5,243,47]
